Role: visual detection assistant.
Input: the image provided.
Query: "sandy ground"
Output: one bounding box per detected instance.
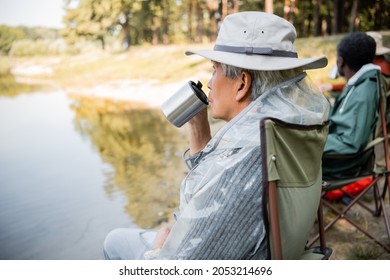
[310,193,390,260]
[67,78,191,108]
[10,55,211,109]
[12,70,197,109]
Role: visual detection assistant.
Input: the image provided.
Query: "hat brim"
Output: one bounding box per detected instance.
[185,49,328,71]
[376,46,390,56]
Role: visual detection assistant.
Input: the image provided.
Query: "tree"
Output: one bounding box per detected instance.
[62,0,117,50]
[349,0,360,32]
[114,0,134,50]
[265,0,273,13]
[0,25,25,55]
[195,0,205,43]
[206,0,219,41]
[312,0,321,36]
[62,0,148,50]
[221,0,228,19]
[60,0,390,50]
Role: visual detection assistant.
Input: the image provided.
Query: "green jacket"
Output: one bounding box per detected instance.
[323,65,380,179]
[325,67,379,153]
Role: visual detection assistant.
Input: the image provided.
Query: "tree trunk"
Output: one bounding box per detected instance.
[98,36,105,50]
[152,14,158,45]
[206,0,218,41]
[221,0,228,20]
[332,0,343,34]
[232,0,240,13]
[121,20,131,50]
[313,0,321,36]
[284,0,296,23]
[195,1,203,43]
[290,0,296,24]
[265,0,273,14]
[374,0,382,30]
[162,0,170,45]
[349,0,359,32]
[284,0,290,20]
[188,0,194,42]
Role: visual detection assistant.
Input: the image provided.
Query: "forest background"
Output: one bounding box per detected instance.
[0,0,389,56]
[0,0,389,95]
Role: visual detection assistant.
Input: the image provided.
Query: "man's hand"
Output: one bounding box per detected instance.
[152,225,171,249]
[187,108,211,155]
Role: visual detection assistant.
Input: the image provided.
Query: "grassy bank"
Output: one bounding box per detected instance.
[5,32,390,92]
[5,44,212,90]
[2,34,349,93]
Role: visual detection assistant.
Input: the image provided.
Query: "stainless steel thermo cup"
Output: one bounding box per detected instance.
[161,81,208,127]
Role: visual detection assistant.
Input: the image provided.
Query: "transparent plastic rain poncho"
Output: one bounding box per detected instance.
[158,72,330,260]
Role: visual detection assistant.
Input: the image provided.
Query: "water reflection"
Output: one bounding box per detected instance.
[0,91,136,259]
[0,74,46,98]
[0,84,188,259]
[70,95,188,229]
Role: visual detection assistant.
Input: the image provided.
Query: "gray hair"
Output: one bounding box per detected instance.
[220,63,303,100]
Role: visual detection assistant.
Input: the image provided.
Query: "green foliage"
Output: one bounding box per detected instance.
[0,25,24,55]
[60,0,390,50]
[0,25,61,56]
[62,0,137,50]
[0,74,43,97]
[10,39,66,56]
[19,26,59,40]
[0,55,52,97]
[1,0,389,55]
[0,56,12,75]
[358,0,390,31]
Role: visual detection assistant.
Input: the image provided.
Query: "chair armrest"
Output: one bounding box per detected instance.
[323,137,384,160]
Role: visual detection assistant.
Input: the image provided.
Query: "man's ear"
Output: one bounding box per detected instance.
[337,56,345,68]
[235,71,252,101]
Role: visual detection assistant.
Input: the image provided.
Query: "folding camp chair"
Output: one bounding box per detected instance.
[307,70,390,253]
[261,117,332,260]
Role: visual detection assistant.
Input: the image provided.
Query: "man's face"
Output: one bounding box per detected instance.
[207,62,240,121]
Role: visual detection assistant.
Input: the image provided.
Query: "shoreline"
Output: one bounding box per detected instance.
[65,78,194,108]
[11,63,211,109]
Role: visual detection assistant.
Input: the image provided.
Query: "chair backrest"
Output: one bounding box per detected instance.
[323,71,389,180]
[316,70,390,254]
[260,118,329,259]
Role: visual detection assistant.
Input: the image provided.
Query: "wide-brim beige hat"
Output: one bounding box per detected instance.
[366,31,390,56]
[186,11,328,71]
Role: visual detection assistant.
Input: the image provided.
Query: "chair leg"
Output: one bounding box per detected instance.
[378,182,390,241]
[316,202,326,251]
[308,177,390,253]
[323,198,390,252]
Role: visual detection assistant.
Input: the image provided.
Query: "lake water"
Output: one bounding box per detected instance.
[0,90,187,259]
